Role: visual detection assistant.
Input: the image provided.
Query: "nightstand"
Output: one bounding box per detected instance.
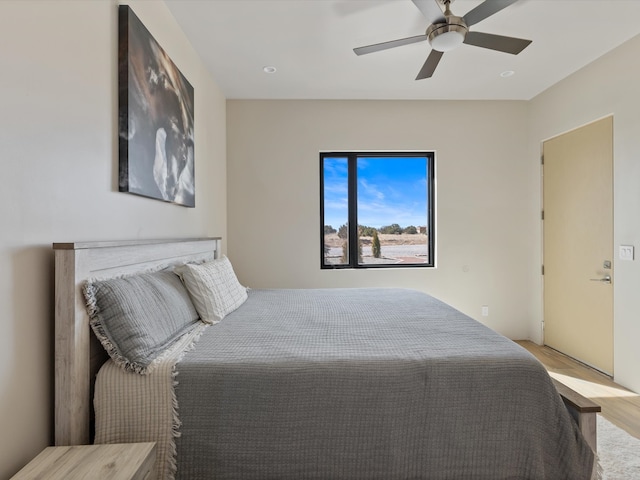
[11,442,156,480]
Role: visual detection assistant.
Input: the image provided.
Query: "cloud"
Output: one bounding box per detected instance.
[359,178,385,200]
[357,199,426,228]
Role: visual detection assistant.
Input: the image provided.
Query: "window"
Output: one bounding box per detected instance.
[320,152,435,269]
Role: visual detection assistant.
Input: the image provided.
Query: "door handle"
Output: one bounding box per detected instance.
[590,275,611,284]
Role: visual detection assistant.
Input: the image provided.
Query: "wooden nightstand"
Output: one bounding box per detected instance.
[11,442,156,480]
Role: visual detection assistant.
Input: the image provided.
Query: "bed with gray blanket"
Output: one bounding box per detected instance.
[53,239,595,480]
[95,288,594,479]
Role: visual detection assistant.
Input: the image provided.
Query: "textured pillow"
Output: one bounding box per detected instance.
[175,256,248,323]
[84,271,200,374]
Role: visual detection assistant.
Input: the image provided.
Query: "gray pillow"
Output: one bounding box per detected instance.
[84,271,199,374]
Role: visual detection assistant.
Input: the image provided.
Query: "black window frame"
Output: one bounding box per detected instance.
[320,151,435,269]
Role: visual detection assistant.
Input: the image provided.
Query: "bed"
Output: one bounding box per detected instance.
[53,238,597,480]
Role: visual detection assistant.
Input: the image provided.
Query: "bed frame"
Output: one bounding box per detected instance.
[53,237,599,454]
[53,237,221,446]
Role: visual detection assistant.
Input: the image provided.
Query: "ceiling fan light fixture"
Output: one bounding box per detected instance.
[430,29,465,52]
[426,17,468,52]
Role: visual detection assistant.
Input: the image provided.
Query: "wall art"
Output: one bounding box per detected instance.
[118,5,195,207]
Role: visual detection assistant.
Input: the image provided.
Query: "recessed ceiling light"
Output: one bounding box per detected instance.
[500,70,515,78]
[263,66,277,74]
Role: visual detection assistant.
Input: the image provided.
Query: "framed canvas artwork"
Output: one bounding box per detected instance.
[118,5,195,207]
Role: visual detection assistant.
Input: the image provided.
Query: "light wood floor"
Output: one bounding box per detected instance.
[517,341,640,439]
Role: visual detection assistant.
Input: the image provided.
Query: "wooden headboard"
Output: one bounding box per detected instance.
[53,237,221,446]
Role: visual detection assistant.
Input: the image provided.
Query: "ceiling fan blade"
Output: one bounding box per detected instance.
[354,34,427,56]
[462,0,520,27]
[416,50,444,80]
[463,31,532,55]
[411,0,445,24]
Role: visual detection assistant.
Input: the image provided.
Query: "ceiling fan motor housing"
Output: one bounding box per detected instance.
[427,15,468,52]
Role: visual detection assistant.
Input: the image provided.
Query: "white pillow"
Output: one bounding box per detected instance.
[176,256,248,323]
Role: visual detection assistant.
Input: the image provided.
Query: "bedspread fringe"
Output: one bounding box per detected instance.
[167,323,208,480]
[592,453,603,480]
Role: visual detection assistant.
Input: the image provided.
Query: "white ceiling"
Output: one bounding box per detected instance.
[164,0,640,100]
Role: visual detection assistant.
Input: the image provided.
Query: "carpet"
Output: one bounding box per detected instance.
[598,414,640,479]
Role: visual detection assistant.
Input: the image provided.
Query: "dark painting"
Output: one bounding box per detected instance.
[118,6,195,207]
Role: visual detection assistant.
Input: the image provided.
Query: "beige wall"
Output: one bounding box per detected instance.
[0,1,226,477]
[227,100,536,339]
[529,33,640,393]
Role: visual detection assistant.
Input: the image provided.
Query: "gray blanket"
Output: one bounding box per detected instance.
[174,288,593,479]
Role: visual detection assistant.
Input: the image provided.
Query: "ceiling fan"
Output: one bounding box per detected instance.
[353,0,532,80]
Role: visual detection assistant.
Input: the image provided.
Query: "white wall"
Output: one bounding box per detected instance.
[0,1,226,477]
[528,33,640,393]
[227,100,536,339]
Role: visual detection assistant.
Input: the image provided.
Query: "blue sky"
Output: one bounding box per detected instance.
[323,156,428,230]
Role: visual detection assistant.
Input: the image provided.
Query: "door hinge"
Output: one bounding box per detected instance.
[541,210,544,220]
[542,265,545,275]
[541,154,544,165]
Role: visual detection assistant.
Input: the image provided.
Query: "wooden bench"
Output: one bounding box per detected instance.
[552,378,601,452]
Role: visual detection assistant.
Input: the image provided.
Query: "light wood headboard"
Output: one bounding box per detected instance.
[53,237,221,446]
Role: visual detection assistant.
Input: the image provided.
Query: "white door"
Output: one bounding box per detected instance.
[543,116,613,374]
